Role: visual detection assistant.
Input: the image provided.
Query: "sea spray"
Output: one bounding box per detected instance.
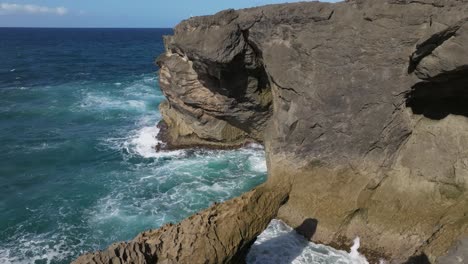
[124,124,184,159]
[248,219,371,264]
[349,237,369,264]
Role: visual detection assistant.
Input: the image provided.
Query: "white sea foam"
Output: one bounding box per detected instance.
[10,68,15,72]
[0,232,82,264]
[123,82,164,102]
[123,124,184,159]
[0,249,11,264]
[101,114,184,160]
[76,75,160,113]
[29,142,58,151]
[248,154,267,173]
[80,93,147,112]
[349,237,369,263]
[248,219,370,264]
[142,76,158,84]
[90,194,124,222]
[93,131,269,236]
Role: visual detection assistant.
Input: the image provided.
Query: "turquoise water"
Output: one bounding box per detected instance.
[0,28,267,263]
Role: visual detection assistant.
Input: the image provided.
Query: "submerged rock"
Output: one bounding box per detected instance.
[76,0,468,263]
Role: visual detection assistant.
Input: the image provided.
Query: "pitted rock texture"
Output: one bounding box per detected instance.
[72,185,288,264]
[76,0,468,263]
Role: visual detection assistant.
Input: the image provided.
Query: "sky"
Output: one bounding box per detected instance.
[0,0,339,28]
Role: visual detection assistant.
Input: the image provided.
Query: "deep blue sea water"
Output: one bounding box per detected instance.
[0,28,267,263]
[0,28,370,264]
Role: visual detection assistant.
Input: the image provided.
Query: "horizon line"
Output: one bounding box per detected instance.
[0,26,174,29]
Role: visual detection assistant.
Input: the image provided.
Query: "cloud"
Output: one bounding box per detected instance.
[0,3,68,16]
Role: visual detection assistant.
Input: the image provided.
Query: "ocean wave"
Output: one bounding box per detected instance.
[248,153,267,173]
[92,126,269,240]
[79,93,148,112]
[0,231,84,264]
[123,82,164,100]
[142,75,158,84]
[248,219,370,264]
[28,142,61,152]
[121,123,185,159]
[75,74,162,113]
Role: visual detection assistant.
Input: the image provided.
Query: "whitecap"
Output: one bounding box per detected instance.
[103,119,184,160]
[0,232,83,264]
[79,93,147,112]
[130,125,161,157]
[30,142,54,151]
[76,72,90,76]
[10,69,15,72]
[248,155,267,173]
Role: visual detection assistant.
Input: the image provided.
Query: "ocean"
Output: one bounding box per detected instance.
[0,28,368,264]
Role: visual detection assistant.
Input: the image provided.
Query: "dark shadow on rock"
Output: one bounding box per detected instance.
[294,218,318,240]
[403,253,431,264]
[405,72,468,120]
[247,219,318,264]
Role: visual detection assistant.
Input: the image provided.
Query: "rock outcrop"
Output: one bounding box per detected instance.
[156,10,273,148]
[76,0,468,263]
[72,184,288,264]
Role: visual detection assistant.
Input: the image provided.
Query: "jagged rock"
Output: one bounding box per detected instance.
[156,9,273,149]
[75,0,468,263]
[72,185,288,264]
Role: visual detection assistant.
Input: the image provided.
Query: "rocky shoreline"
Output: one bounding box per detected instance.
[74,0,468,263]
[72,185,289,264]
[155,120,260,151]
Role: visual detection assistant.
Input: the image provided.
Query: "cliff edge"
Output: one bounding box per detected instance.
[75,0,468,263]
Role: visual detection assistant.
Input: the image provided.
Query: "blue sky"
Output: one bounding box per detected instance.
[0,0,339,28]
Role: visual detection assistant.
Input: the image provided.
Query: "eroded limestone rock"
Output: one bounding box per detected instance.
[72,185,288,264]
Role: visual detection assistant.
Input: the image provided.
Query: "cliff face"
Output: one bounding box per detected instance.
[156,10,273,148]
[75,0,468,263]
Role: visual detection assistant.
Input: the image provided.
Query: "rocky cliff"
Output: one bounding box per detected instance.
[75,0,468,263]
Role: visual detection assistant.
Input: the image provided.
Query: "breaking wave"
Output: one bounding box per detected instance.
[248,219,370,264]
